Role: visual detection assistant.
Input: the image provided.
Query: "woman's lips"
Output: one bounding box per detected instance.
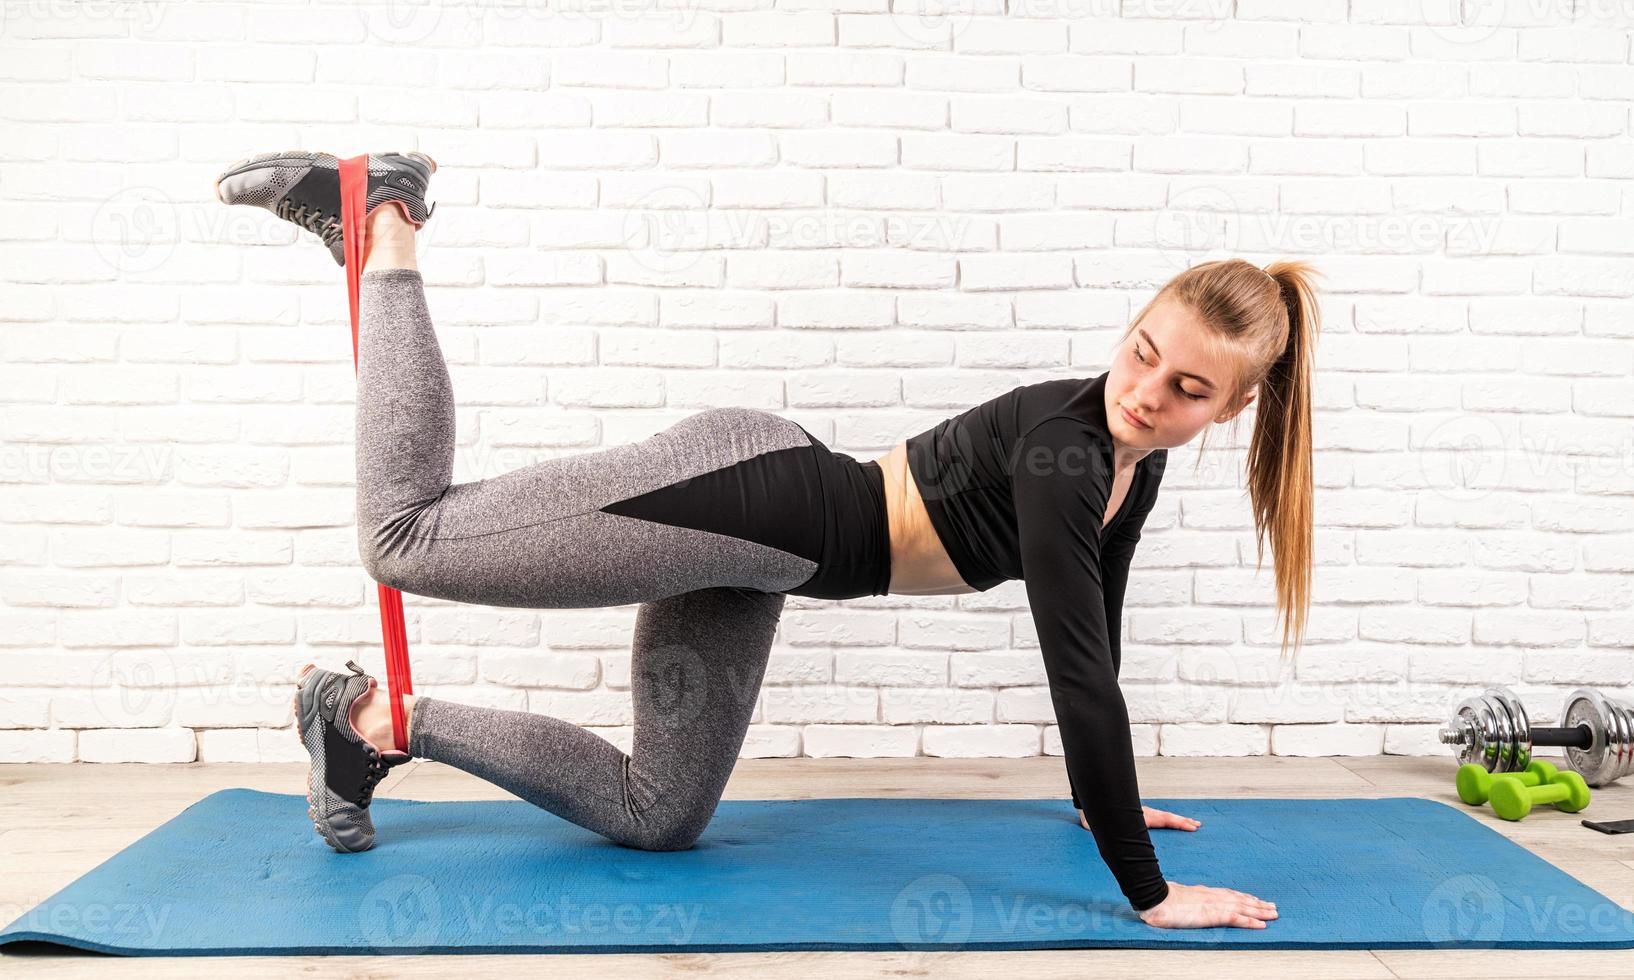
[1121,406,1151,430]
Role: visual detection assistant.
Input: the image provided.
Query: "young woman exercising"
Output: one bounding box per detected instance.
[215,151,1317,931]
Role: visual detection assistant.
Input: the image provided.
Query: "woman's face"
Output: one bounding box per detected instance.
[1105,297,1252,451]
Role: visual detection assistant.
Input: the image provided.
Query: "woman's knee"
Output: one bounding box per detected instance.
[358,524,430,595]
[620,801,712,853]
[363,552,410,594]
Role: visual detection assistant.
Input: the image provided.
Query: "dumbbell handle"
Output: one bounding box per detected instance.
[1441,722,1593,750]
[1528,780,1574,804]
[1531,725,1594,750]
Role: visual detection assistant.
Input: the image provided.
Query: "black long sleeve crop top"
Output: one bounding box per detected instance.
[903,370,1170,912]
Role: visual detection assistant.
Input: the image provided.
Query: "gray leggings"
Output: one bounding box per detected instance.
[354,267,817,851]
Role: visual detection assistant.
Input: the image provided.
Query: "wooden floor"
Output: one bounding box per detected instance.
[2,754,1632,977]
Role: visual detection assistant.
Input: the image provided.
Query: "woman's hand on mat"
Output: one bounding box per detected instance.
[1136,882,1279,930]
[1074,806,1202,832]
[1141,805,1200,831]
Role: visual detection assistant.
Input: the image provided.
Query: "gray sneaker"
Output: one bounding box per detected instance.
[213,150,437,266]
[292,660,412,852]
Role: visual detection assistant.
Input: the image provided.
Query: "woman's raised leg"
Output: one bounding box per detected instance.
[351,258,816,608]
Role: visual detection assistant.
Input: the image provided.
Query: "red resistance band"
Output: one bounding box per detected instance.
[339,153,414,754]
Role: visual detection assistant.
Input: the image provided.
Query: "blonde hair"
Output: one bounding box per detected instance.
[1121,258,1323,662]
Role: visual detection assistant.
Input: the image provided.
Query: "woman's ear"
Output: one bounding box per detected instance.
[1215,389,1255,424]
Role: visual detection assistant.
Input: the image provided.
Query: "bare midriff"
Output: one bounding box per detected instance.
[873,441,1134,598]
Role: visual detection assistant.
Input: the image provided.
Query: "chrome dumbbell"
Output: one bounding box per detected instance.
[1439,686,1634,788]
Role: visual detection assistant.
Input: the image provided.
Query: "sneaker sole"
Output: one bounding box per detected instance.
[292,662,370,854]
[212,150,439,206]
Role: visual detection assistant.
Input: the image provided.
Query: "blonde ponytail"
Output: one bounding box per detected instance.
[1250,262,1321,661]
[1127,258,1323,661]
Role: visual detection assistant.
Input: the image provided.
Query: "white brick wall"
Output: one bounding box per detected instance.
[0,1,1630,770]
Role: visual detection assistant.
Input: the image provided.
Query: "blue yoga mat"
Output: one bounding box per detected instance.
[2,789,1632,955]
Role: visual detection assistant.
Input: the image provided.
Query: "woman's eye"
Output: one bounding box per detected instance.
[1137,341,1205,400]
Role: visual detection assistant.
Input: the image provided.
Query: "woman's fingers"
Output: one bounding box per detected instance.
[1215,889,1278,926]
[1143,806,1201,830]
[1227,888,1275,907]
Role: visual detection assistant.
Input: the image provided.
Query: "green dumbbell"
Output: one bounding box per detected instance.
[1455,760,1559,806]
[1488,769,1591,821]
